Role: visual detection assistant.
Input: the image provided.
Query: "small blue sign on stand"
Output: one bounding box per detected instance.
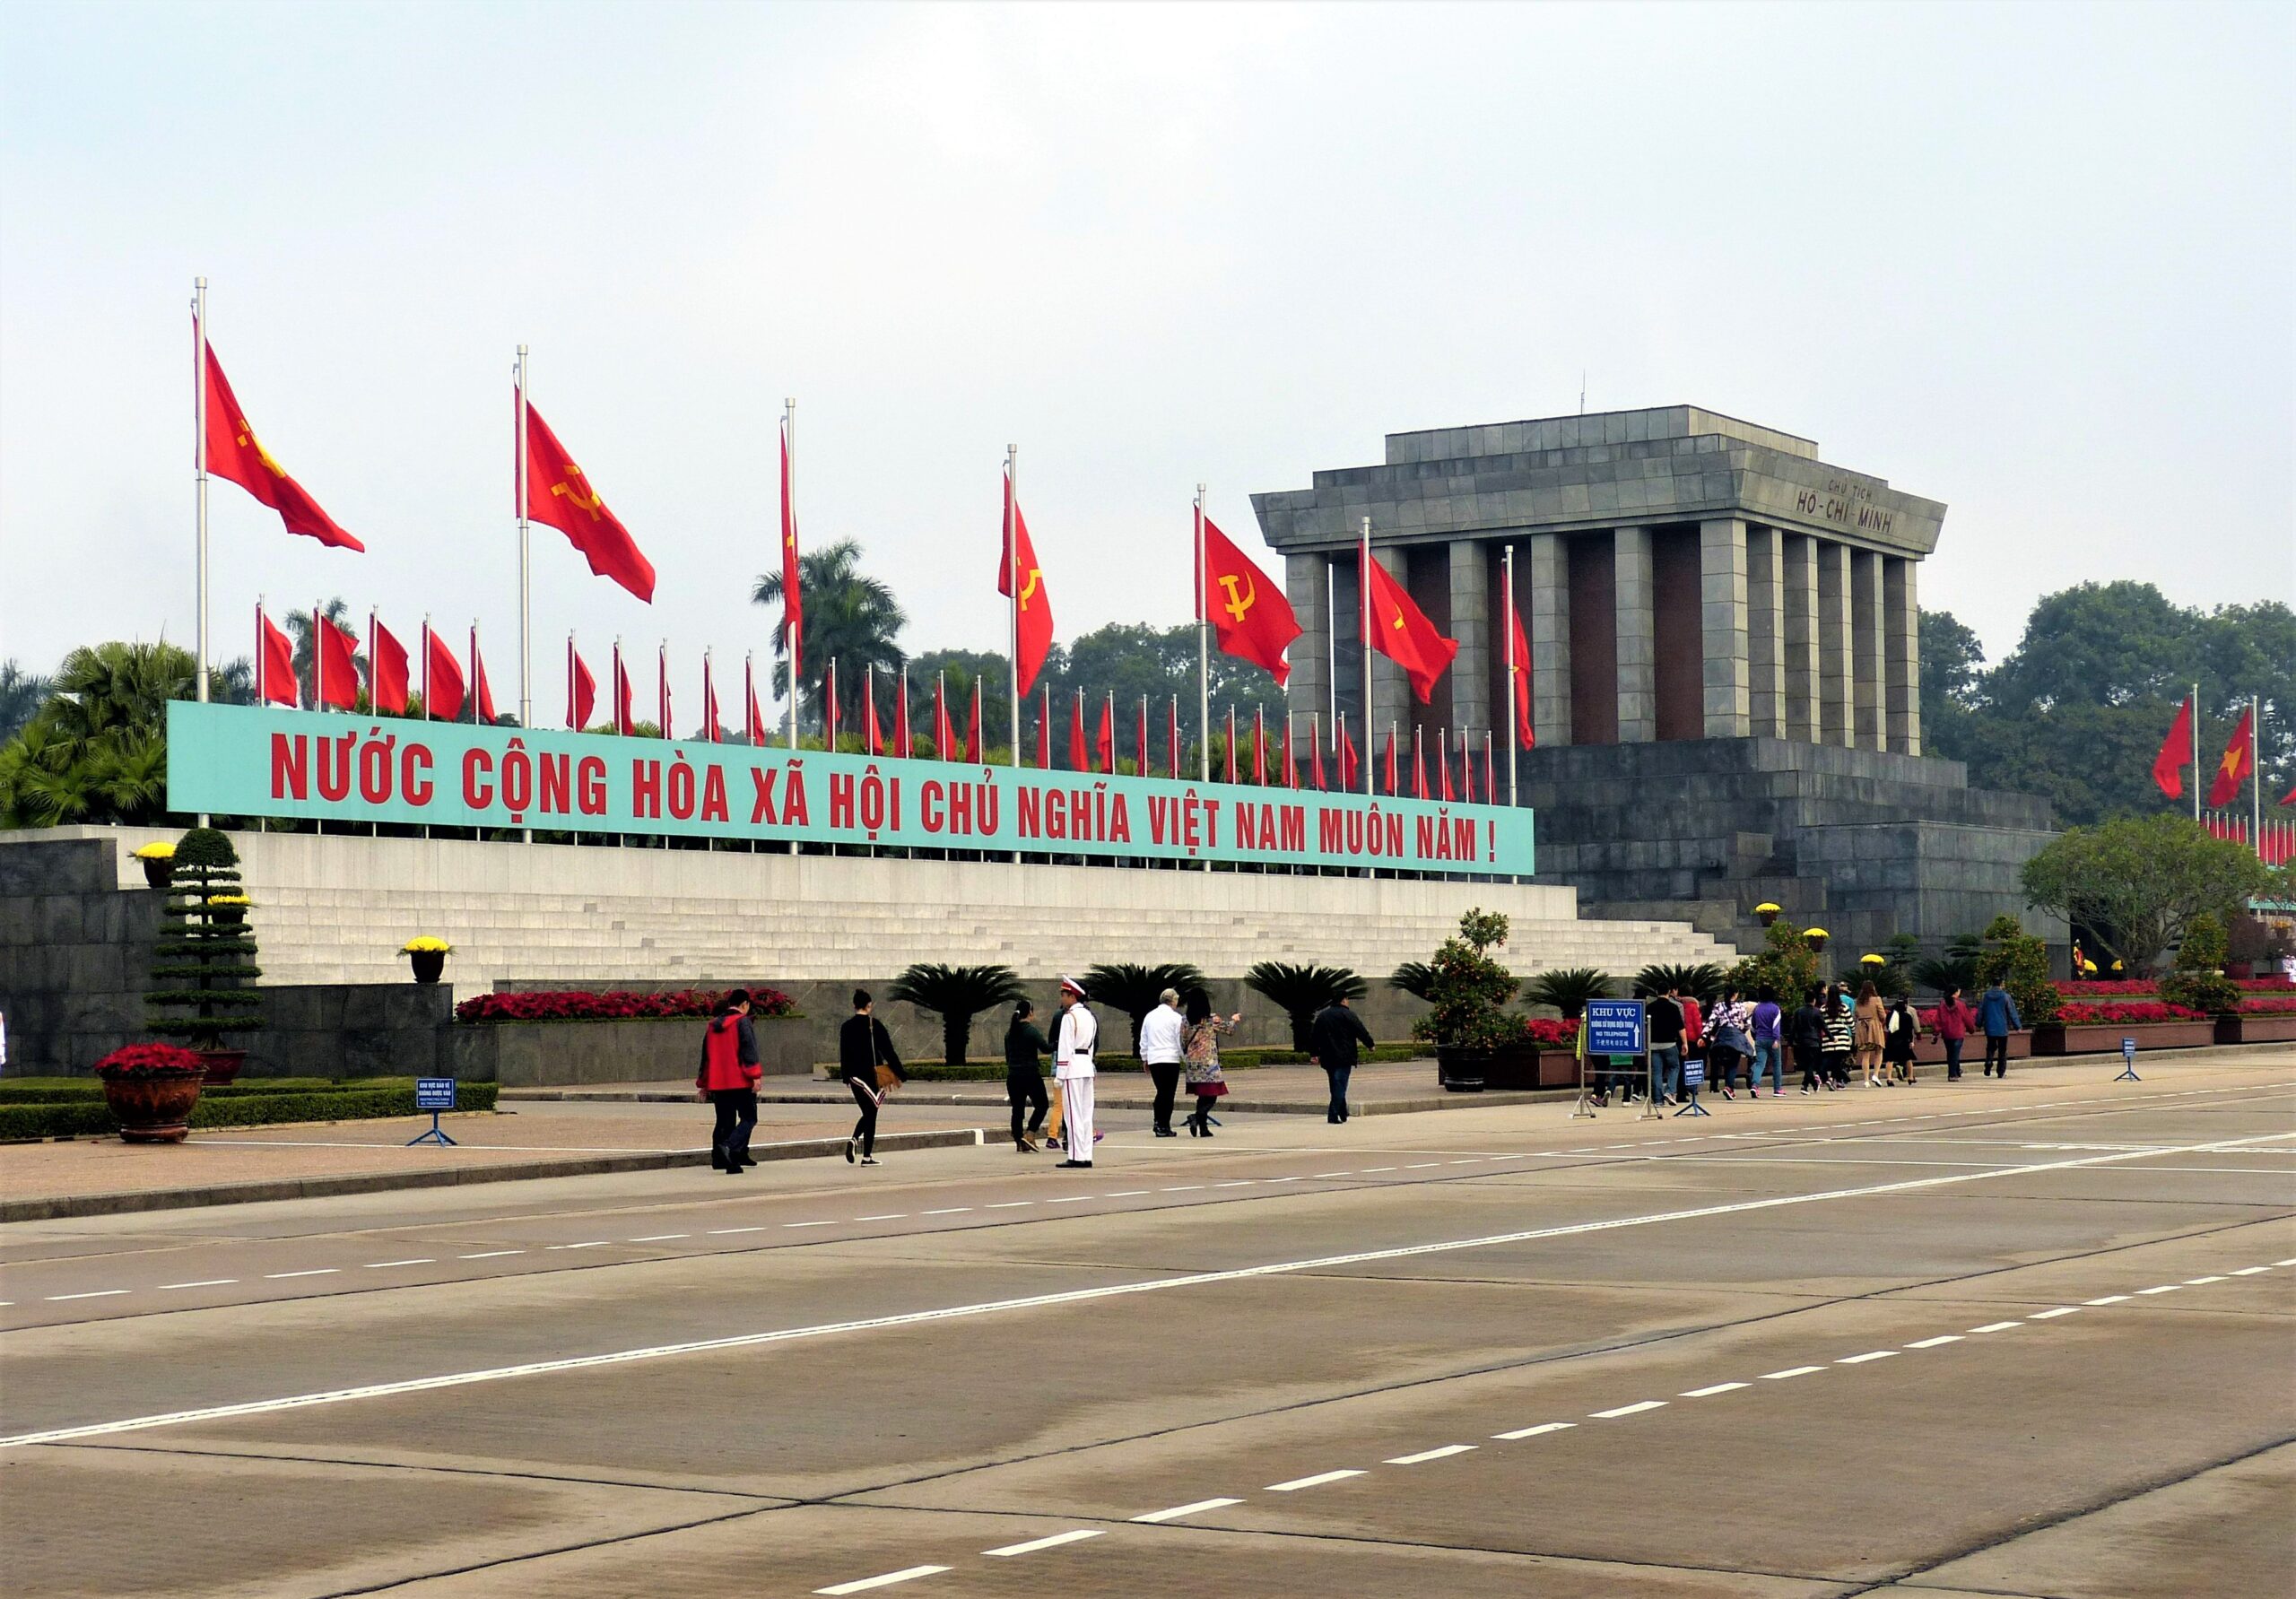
[1674,1055,1712,1116]
[408,1077,459,1145]
[1585,999,1646,1056]
[2117,1037,2140,1082]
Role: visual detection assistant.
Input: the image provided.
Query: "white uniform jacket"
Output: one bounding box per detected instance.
[1055,1004,1099,1081]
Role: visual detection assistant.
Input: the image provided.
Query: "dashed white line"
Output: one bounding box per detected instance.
[1103,1191,1150,1198]
[2134,1285,2181,1297]
[1046,1196,1095,1204]
[1266,1468,1366,1491]
[1905,1334,1962,1349]
[2229,1266,2273,1276]
[1311,1172,1354,1179]
[2085,1294,2132,1305]
[157,1279,238,1290]
[709,1226,770,1235]
[1404,1162,1442,1169]
[983,1529,1103,1557]
[545,1241,608,1251]
[46,1290,128,1301]
[458,1250,522,1259]
[1680,1382,1749,1397]
[1591,1400,1667,1418]
[1131,1498,1241,1523]
[264,1269,338,1280]
[814,1567,951,1595]
[1837,1350,1898,1364]
[362,1258,435,1269]
[1360,1167,1397,1173]
[1761,1366,1825,1379]
[629,1234,689,1242]
[784,1221,833,1230]
[921,1208,973,1216]
[1969,1321,2024,1332]
[1448,1159,1484,1166]
[1492,1421,1576,1440]
[987,1201,1035,1209]
[853,1214,907,1222]
[1160,1186,1205,1193]
[1386,1444,1476,1464]
[2028,1307,2080,1319]
[2183,1275,2226,1285]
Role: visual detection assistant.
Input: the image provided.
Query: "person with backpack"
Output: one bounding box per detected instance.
[1883,993,1921,1085]
[1707,986,1752,1099]
[839,989,905,1166]
[695,989,761,1174]
[1822,982,1857,1088]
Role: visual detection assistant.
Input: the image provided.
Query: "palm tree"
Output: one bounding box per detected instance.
[0,661,53,743]
[1390,961,1435,1001]
[753,539,906,737]
[1083,961,1208,1055]
[1246,962,1367,1050]
[886,963,1023,1069]
[284,599,367,706]
[1524,967,1613,1020]
[0,641,196,827]
[1633,962,1726,1004]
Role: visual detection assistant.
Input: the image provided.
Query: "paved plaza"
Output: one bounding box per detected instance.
[4,1050,2292,1596]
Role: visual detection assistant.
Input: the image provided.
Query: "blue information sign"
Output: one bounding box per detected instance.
[2120,1038,2136,1060]
[1584,999,1645,1056]
[415,1078,457,1110]
[1681,1056,1706,1087]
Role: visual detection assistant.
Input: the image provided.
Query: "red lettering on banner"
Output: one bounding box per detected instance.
[538,753,571,815]
[271,734,309,800]
[576,756,606,815]
[749,766,778,825]
[700,765,728,822]
[631,759,661,819]
[462,747,493,809]
[831,771,858,830]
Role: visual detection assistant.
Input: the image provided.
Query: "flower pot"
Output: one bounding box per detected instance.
[211,905,247,926]
[100,1070,207,1143]
[197,1048,246,1085]
[139,856,173,889]
[1436,1042,1547,1091]
[408,949,447,984]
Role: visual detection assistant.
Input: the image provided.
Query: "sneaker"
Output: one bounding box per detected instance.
[843,1139,856,1164]
[859,1156,878,1166]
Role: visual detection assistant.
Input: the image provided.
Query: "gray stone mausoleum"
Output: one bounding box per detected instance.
[1254,406,2061,958]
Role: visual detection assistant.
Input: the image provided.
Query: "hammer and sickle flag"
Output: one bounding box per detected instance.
[1197,517,1301,687]
[521,396,657,603]
[202,340,363,551]
[998,468,1054,696]
[1361,546,1458,705]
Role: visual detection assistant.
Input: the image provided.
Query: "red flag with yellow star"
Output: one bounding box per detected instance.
[2206,705,2255,807]
[999,467,1054,696]
[522,396,656,602]
[1198,517,1300,686]
[204,342,362,551]
[1362,547,1457,704]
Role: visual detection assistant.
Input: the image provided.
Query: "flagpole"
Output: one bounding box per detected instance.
[1361,518,1375,799]
[1007,445,1022,769]
[2191,682,2201,822]
[1196,485,1211,784]
[2253,692,2264,857]
[786,399,799,752]
[194,277,210,708]
[421,613,430,721]
[515,344,532,731]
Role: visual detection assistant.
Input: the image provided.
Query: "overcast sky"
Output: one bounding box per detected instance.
[4,1,2288,714]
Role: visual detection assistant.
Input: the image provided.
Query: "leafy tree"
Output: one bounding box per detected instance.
[886,963,1023,1068]
[1523,966,1612,1019]
[0,641,216,827]
[1918,610,1986,758]
[1412,908,1519,1049]
[2160,913,2240,1016]
[753,539,908,737]
[1245,962,1366,1050]
[1974,915,2059,1025]
[0,661,53,743]
[2019,813,2274,974]
[145,826,264,1049]
[1083,961,1208,1054]
[1726,918,1823,1004]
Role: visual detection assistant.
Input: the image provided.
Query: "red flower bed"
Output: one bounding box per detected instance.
[92,1042,209,1074]
[2055,1001,2205,1024]
[2239,996,2296,1014]
[1521,1017,1579,1047]
[455,987,796,1023]
[2067,977,2292,995]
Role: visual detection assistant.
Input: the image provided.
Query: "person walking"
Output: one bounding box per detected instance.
[1749,985,1785,1097]
[1138,986,1188,1138]
[1822,982,1857,1088]
[1181,991,1239,1136]
[1930,986,1975,1081]
[1855,981,1888,1087]
[1978,978,2022,1078]
[1646,986,1686,1105]
[839,989,905,1166]
[1883,992,1920,1085]
[696,989,761,1174]
[1790,986,1829,1093]
[1707,986,1752,1099]
[1004,999,1052,1152]
[1053,976,1100,1167]
[1308,994,1374,1124]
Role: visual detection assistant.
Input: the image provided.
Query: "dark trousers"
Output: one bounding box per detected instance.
[1147,1062,1182,1132]
[1007,1070,1048,1143]
[1824,1051,1851,1086]
[1796,1046,1823,1091]
[710,1088,757,1167]
[1324,1062,1352,1120]
[1983,1034,2010,1075]
[847,1075,880,1156]
[1944,1037,1965,1078]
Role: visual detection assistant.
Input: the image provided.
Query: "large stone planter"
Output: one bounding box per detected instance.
[1913,1032,2030,1065]
[99,1069,207,1142]
[197,1048,246,1085]
[2215,1013,2296,1046]
[2031,1020,2220,1056]
[1437,1043,1559,1091]
[451,1013,815,1086]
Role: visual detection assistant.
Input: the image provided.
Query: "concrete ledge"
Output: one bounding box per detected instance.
[502,1085,1585,1116]
[0,1126,988,1224]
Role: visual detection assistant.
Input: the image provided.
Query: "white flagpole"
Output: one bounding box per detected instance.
[1007,445,1022,769]
[1361,518,1375,799]
[2253,693,2264,857]
[786,399,799,752]
[2191,682,2201,822]
[1503,542,1519,808]
[1196,485,1211,784]
[516,345,532,731]
[194,277,210,707]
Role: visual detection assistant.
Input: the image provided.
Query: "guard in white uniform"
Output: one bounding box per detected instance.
[1053,975,1099,1167]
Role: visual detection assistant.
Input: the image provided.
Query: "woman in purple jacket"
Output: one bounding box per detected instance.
[1748,986,1785,1097]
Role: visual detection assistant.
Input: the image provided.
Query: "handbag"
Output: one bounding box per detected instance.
[868,1021,898,1096]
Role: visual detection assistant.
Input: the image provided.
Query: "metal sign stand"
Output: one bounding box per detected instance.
[407,1077,459,1146]
[1674,1055,1711,1117]
[2116,1038,2140,1082]
[1582,999,1648,1119]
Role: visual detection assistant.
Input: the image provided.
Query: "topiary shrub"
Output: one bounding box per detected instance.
[2161,912,2241,1017]
[1975,914,2060,1025]
[145,826,264,1050]
[1412,908,1520,1050]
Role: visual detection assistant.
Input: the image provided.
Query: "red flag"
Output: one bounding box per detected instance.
[2207,705,2255,807]
[257,606,297,707]
[1508,605,1535,750]
[1381,726,1397,796]
[1038,685,1052,769]
[1168,698,1181,780]
[864,669,883,756]
[568,640,596,730]
[1460,736,1474,804]
[204,340,362,551]
[2152,696,2194,798]
[897,668,914,758]
[1095,696,1115,775]
[473,630,498,724]
[655,647,673,738]
[1000,469,1054,696]
[1413,728,1429,799]
[1282,715,1296,789]
[1310,714,1326,791]
[934,674,953,760]
[966,679,983,765]
[1439,732,1454,802]
[522,397,655,603]
[1338,716,1359,791]
[2280,784,2294,807]
[744,658,765,743]
[779,418,803,683]
[423,625,465,722]
[1252,707,1266,786]
[1199,516,1301,686]
[1483,732,1496,804]
[701,656,720,743]
[1069,691,1088,770]
[1224,707,1238,785]
[1363,549,1458,703]
[370,617,410,716]
[1137,698,1150,778]
[317,610,359,710]
[612,645,633,735]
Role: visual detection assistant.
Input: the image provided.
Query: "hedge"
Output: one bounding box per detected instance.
[897,1043,1425,1082]
[0,1076,343,1104]
[0,1079,499,1142]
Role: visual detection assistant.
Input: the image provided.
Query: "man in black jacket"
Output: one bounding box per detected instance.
[1308,997,1375,1124]
[839,990,905,1166]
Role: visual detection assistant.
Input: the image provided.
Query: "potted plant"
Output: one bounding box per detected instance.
[145,827,264,1084]
[1416,908,1532,1091]
[1753,901,1782,928]
[132,839,175,889]
[92,1042,210,1142]
[403,936,453,985]
[1803,926,1831,953]
[2159,913,2247,1046]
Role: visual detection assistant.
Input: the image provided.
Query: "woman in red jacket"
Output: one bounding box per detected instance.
[697,989,763,1174]
[1926,986,1976,1082]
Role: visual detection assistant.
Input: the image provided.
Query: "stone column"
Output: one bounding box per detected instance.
[1614,526,1657,743]
[1884,556,1922,756]
[1527,532,1571,747]
[1780,534,1819,743]
[1284,552,1328,749]
[1699,517,1751,739]
[1746,526,1786,738]
[1447,538,1491,741]
[1815,539,1854,747]
[1850,548,1885,750]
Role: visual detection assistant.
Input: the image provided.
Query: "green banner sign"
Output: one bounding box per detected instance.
[166,702,1535,875]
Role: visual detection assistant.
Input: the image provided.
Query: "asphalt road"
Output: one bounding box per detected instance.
[4,1055,2293,1598]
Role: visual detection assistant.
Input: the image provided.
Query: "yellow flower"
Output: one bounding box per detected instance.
[133,841,176,860]
[205,892,250,906]
[1858,952,1885,966]
[1753,901,1782,914]
[402,936,454,954]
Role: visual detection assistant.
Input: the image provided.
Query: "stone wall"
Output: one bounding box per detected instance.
[0,838,159,1075]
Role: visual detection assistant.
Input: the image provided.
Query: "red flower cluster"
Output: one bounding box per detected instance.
[2066,977,2292,995]
[2239,996,2296,1014]
[2055,1001,2205,1024]
[92,1042,209,1074]
[1521,1017,1580,1047]
[455,987,796,1023]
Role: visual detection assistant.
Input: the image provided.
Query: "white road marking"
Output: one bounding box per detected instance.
[1047,1196,1095,1204]
[2085,1294,2132,1305]
[157,1279,238,1290]
[1266,1469,1366,1491]
[1448,1159,1483,1165]
[1405,1162,1442,1169]
[921,1208,972,1216]
[1103,1191,1150,1198]
[784,1221,833,1229]
[853,1214,907,1222]
[2134,1285,2182,1296]
[1591,1401,1666,1418]
[264,1269,338,1280]
[1681,1382,1748,1397]
[363,1259,435,1269]
[16,1127,2287,1452]
[1492,1422,1576,1439]
[628,1234,689,1242]
[458,1250,522,1259]
[814,1567,951,1595]
[709,1226,770,1235]
[1386,1444,1476,1464]
[1360,1167,1397,1173]
[545,1242,607,1251]
[1213,1180,1256,1188]
[2230,1266,2273,1276]
[1969,1321,2023,1332]
[1131,1498,1241,1523]
[2184,1275,2227,1285]
[987,1201,1035,1209]
[1268,1176,1307,1183]
[1311,1172,1354,1179]
[45,1290,128,1301]
[1161,1186,1205,1193]
[1905,1335,1962,1349]
[984,1529,1103,1557]
[1837,1351,1899,1364]
[1761,1366,1824,1380]
[2028,1307,2080,1319]
[2276,1258,2296,1267]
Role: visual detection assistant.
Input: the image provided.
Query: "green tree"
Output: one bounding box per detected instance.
[1412,908,1520,1049]
[886,963,1023,1069]
[1726,918,1822,1004]
[1975,915,2059,1025]
[1245,962,1366,1050]
[1918,609,1987,760]
[753,539,908,738]
[1522,967,1613,1019]
[145,826,264,1049]
[0,661,54,743]
[2019,813,2274,974]
[0,641,213,827]
[1083,961,1207,1055]
[2159,913,2240,1016]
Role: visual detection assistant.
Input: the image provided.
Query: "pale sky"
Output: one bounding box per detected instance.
[4,1,2289,715]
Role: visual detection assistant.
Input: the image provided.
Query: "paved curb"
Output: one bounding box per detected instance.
[503,1085,1582,1115]
[0,1126,988,1225]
